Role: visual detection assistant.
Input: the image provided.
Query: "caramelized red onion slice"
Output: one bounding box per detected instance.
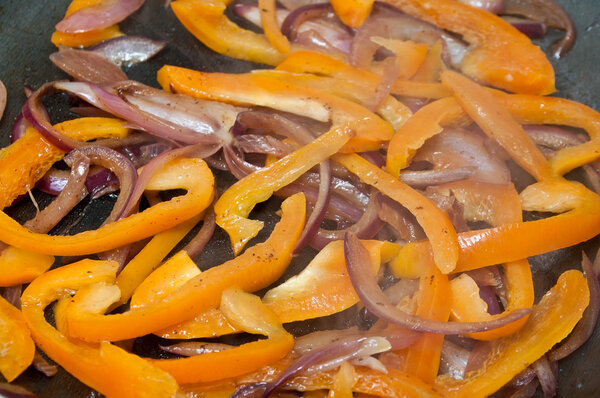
[531,355,558,398]
[478,285,501,315]
[0,79,6,122]
[54,81,226,146]
[280,3,335,40]
[70,145,138,223]
[32,352,58,377]
[503,0,576,58]
[25,151,90,234]
[503,17,547,39]
[10,114,29,143]
[399,167,475,187]
[439,340,470,379]
[549,251,600,361]
[22,82,86,151]
[311,190,383,250]
[1,285,22,309]
[0,383,38,398]
[89,35,167,67]
[160,341,233,356]
[344,232,531,334]
[55,0,146,33]
[181,208,217,259]
[223,144,262,179]
[50,47,128,85]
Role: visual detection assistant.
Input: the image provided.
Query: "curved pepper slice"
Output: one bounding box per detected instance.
[0,158,214,256]
[0,247,55,287]
[214,125,351,255]
[334,153,459,274]
[331,0,374,28]
[0,296,35,382]
[403,268,451,384]
[276,51,452,99]
[394,179,600,275]
[158,64,392,153]
[64,193,305,342]
[258,0,290,53]
[381,0,555,95]
[437,270,589,397]
[156,240,398,338]
[151,289,294,384]
[441,70,552,181]
[20,259,179,397]
[51,0,122,47]
[170,0,301,66]
[430,181,534,341]
[113,213,202,307]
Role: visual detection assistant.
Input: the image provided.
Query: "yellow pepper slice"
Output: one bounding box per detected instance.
[64,193,305,342]
[0,296,35,382]
[0,158,214,256]
[20,259,179,397]
[437,269,589,397]
[331,0,374,28]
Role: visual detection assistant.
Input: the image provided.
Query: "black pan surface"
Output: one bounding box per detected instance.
[0,0,599,397]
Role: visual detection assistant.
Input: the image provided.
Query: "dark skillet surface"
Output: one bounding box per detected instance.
[0,1,599,397]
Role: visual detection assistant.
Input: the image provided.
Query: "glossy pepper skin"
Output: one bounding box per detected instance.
[64,193,306,342]
[0,158,214,256]
[20,259,179,398]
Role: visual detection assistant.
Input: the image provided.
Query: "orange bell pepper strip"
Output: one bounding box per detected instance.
[0,157,214,256]
[380,0,555,95]
[334,153,459,274]
[437,269,589,397]
[113,213,203,307]
[492,91,600,176]
[331,0,374,28]
[403,268,451,384]
[0,295,35,382]
[170,0,302,66]
[51,0,122,47]
[441,70,552,182]
[412,40,444,82]
[130,250,202,309]
[0,247,55,287]
[157,64,391,153]
[151,288,294,384]
[20,259,179,397]
[213,125,351,255]
[0,117,129,209]
[394,179,600,276]
[430,181,534,341]
[276,51,452,99]
[250,69,412,130]
[370,38,429,80]
[156,240,398,338]
[258,0,290,53]
[64,193,305,342]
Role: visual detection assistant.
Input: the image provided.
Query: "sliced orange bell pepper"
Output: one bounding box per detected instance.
[130,250,202,309]
[430,181,534,341]
[157,64,391,153]
[276,51,452,99]
[0,117,129,209]
[258,0,290,53]
[441,70,552,181]
[151,288,294,384]
[113,213,203,307]
[0,158,214,256]
[213,125,351,255]
[0,247,55,287]
[370,38,429,80]
[170,0,302,66]
[51,0,122,47]
[393,179,600,276]
[64,193,305,342]
[20,259,179,397]
[403,268,451,384]
[0,295,35,382]
[437,270,589,397]
[331,0,374,28]
[334,153,459,274]
[157,240,398,339]
[381,0,555,95]
[412,40,444,82]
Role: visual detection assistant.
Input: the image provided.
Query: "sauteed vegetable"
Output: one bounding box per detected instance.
[0,0,599,397]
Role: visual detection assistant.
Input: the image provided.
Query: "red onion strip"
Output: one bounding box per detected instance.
[181,208,217,259]
[50,47,128,85]
[32,352,58,377]
[55,0,146,33]
[531,355,557,398]
[0,80,6,122]
[89,35,167,67]
[10,114,29,143]
[22,82,86,151]
[344,232,531,334]
[160,341,233,356]
[279,3,335,40]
